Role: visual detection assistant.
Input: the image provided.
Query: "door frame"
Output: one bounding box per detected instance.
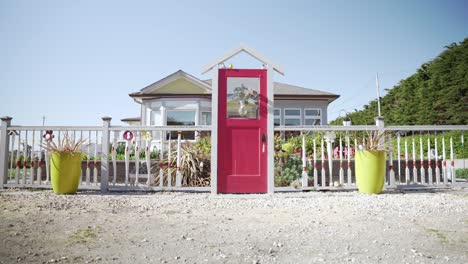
[210,66,274,194]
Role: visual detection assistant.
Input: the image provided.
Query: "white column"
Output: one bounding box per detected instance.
[435,137,440,184]
[427,136,433,184]
[404,139,409,184]
[313,139,318,187]
[112,132,118,185]
[450,137,455,184]
[301,132,308,187]
[210,69,219,194]
[388,134,395,186]
[412,137,417,183]
[146,108,152,126]
[160,105,167,127]
[145,135,152,186]
[339,135,344,185]
[195,101,200,140]
[0,116,12,187]
[134,131,140,186]
[141,105,147,126]
[176,131,182,188]
[167,137,172,187]
[267,66,274,194]
[442,137,447,184]
[100,117,111,192]
[420,135,425,184]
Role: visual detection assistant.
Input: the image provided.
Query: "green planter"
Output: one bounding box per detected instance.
[51,152,82,194]
[355,150,386,194]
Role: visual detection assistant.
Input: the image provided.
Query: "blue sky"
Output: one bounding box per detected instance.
[1,0,466,126]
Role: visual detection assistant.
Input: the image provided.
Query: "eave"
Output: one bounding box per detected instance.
[129,93,339,103]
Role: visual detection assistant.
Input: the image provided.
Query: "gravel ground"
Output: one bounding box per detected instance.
[0,188,467,264]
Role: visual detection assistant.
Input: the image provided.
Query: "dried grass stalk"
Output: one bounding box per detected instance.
[42,131,87,155]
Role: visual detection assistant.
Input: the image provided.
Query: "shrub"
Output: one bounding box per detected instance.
[456,168,468,179]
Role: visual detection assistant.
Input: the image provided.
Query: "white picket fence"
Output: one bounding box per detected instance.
[0,116,467,192]
[0,117,212,192]
[274,125,468,190]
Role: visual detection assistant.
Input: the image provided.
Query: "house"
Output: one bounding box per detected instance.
[123,70,339,138]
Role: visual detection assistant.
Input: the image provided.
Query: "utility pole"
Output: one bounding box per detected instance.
[376,73,382,117]
[42,116,45,126]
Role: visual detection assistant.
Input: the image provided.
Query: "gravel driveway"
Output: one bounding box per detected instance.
[1,188,467,264]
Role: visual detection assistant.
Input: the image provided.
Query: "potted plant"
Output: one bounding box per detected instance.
[42,131,86,194]
[355,130,389,194]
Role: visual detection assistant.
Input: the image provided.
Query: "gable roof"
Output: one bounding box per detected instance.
[139,70,211,94]
[130,70,339,103]
[201,44,285,75]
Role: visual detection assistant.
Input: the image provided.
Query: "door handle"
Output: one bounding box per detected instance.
[261,134,266,153]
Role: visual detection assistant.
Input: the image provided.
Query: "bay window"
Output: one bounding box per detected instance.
[166,110,196,139]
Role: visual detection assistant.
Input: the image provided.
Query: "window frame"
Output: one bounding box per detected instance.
[284,108,302,126]
[165,110,197,140]
[274,108,281,126]
[304,108,321,126]
[200,111,212,126]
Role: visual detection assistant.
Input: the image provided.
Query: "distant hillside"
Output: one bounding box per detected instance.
[331,38,468,125]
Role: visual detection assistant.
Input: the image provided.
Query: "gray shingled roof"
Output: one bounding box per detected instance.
[202,79,337,97]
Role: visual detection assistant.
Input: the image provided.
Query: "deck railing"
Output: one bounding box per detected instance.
[1,116,467,192]
[0,117,212,192]
[274,124,468,190]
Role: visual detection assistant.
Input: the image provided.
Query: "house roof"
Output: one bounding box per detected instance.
[273,82,337,96]
[120,117,141,122]
[130,70,339,103]
[139,70,211,94]
[201,44,285,75]
[201,79,339,99]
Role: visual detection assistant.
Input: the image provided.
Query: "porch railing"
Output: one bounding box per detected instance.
[1,116,467,192]
[274,124,468,190]
[0,117,212,192]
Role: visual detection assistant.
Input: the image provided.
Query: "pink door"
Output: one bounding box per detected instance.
[218,69,267,193]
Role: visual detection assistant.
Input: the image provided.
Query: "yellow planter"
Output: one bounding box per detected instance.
[355,150,386,194]
[51,152,82,194]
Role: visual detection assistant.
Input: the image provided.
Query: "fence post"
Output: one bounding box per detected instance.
[0,117,12,188]
[375,116,387,186]
[100,117,111,192]
[301,132,308,187]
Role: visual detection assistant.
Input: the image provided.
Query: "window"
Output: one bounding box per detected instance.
[304,108,321,126]
[166,110,195,139]
[227,77,259,119]
[284,108,301,126]
[201,112,212,125]
[274,108,281,126]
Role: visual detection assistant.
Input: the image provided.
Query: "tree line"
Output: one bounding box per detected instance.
[331,38,468,126]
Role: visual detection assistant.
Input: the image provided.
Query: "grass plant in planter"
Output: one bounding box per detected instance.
[355,130,389,194]
[42,131,86,194]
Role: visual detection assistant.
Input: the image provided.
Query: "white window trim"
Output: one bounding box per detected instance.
[200,111,212,126]
[284,108,301,126]
[304,108,321,125]
[165,110,197,141]
[165,109,197,126]
[274,108,281,126]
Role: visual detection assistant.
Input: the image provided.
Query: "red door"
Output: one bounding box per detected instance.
[218,69,267,193]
